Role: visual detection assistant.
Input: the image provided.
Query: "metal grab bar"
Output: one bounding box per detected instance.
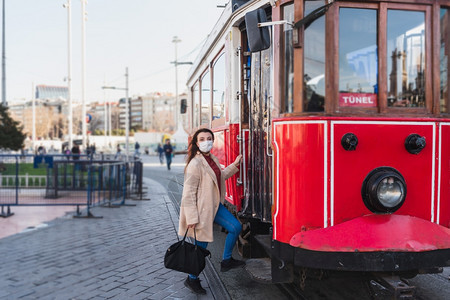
[237,90,243,186]
[266,96,273,157]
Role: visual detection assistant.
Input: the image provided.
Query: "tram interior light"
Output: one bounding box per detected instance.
[361,167,407,213]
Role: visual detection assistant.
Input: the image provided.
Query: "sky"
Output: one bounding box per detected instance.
[4,0,225,104]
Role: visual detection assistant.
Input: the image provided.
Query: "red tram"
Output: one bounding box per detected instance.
[184,0,450,282]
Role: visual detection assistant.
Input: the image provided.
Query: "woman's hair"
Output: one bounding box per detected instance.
[185,128,214,170]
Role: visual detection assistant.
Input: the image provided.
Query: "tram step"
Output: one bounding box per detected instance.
[244,258,272,283]
[253,234,272,256]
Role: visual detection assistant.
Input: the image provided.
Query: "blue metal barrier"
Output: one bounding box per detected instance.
[0,154,139,218]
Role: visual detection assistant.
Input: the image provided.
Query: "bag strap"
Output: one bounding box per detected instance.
[183,228,199,249]
[181,228,189,243]
[194,228,198,248]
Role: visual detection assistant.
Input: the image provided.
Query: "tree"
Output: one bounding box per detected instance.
[0,104,26,150]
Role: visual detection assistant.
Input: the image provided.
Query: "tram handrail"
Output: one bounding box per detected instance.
[266,96,273,157]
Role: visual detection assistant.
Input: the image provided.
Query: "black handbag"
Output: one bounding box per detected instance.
[164,228,211,276]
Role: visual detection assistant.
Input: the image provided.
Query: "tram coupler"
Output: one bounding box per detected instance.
[0,205,14,218]
[372,274,415,299]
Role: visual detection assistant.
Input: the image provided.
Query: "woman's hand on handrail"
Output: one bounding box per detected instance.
[233,154,242,167]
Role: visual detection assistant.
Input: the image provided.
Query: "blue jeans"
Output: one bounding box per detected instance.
[165,154,172,169]
[189,203,242,279]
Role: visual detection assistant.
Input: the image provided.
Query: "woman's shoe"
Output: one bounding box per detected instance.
[220,257,245,272]
[184,276,206,295]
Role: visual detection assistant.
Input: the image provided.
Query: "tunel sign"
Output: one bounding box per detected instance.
[339,93,377,107]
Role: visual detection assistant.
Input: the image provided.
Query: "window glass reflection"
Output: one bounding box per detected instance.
[339,8,378,108]
[387,10,425,108]
[304,0,325,112]
[201,71,211,125]
[283,4,294,113]
[213,54,225,122]
[440,8,449,113]
[193,83,199,128]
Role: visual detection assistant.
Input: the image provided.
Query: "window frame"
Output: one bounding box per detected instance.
[211,50,227,128]
[437,5,450,115]
[200,67,212,127]
[281,2,295,114]
[280,0,441,117]
[332,1,433,115]
[191,81,200,130]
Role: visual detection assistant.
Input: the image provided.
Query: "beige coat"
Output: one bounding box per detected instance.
[178,152,239,242]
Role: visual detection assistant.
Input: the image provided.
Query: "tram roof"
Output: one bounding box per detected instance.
[187,0,271,85]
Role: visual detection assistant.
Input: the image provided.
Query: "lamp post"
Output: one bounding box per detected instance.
[102,77,107,145]
[170,36,191,130]
[63,0,73,149]
[102,67,129,161]
[81,0,87,149]
[32,82,35,151]
[2,0,6,106]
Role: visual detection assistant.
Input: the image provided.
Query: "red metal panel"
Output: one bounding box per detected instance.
[290,214,450,252]
[439,124,450,228]
[273,121,326,243]
[213,124,243,209]
[212,130,226,165]
[224,129,232,202]
[333,122,434,224]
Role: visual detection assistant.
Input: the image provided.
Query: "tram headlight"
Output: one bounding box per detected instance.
[361,167,406,213]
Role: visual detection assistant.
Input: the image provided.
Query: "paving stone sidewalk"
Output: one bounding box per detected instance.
[0,177,220,300]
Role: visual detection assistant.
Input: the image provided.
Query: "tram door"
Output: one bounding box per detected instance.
[241,30,273,223]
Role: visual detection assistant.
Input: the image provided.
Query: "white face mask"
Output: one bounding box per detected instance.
[198,140,213,153]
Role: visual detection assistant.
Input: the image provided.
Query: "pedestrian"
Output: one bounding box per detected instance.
[64,146,71,160]
[134,141,140,156]
[37,144,46,155]
[163,139,173,170]
[115,144,121,159]
[86,144,92,156]
[178,128,243,295]
[156,143,164,164]
[71,144,80,160]
[144,146,149,155]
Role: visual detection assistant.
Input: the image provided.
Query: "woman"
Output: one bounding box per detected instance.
[179,128,244,295]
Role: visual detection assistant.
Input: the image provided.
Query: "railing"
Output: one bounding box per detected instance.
[0,154,143,218]
[0,174,47,187]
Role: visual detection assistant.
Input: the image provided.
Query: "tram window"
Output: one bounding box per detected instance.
[283,3,294,113]
[193,83,200,128]
[387,10,425,108]
[441,8,449,114]
[212,53,225,126]
[304,0,325,112]
[201,70,211,125]
[339,8,378,108]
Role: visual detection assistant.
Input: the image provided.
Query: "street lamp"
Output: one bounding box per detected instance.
[102,67,129,161]
[170,36,192,130]
[79,0,88,149]
[2,0,6,106]
[63,0,73,149]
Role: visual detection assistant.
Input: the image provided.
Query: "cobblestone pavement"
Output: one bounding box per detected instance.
[0,174,222,299]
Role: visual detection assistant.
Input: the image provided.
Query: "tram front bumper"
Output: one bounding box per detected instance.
[288,214,450,271]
